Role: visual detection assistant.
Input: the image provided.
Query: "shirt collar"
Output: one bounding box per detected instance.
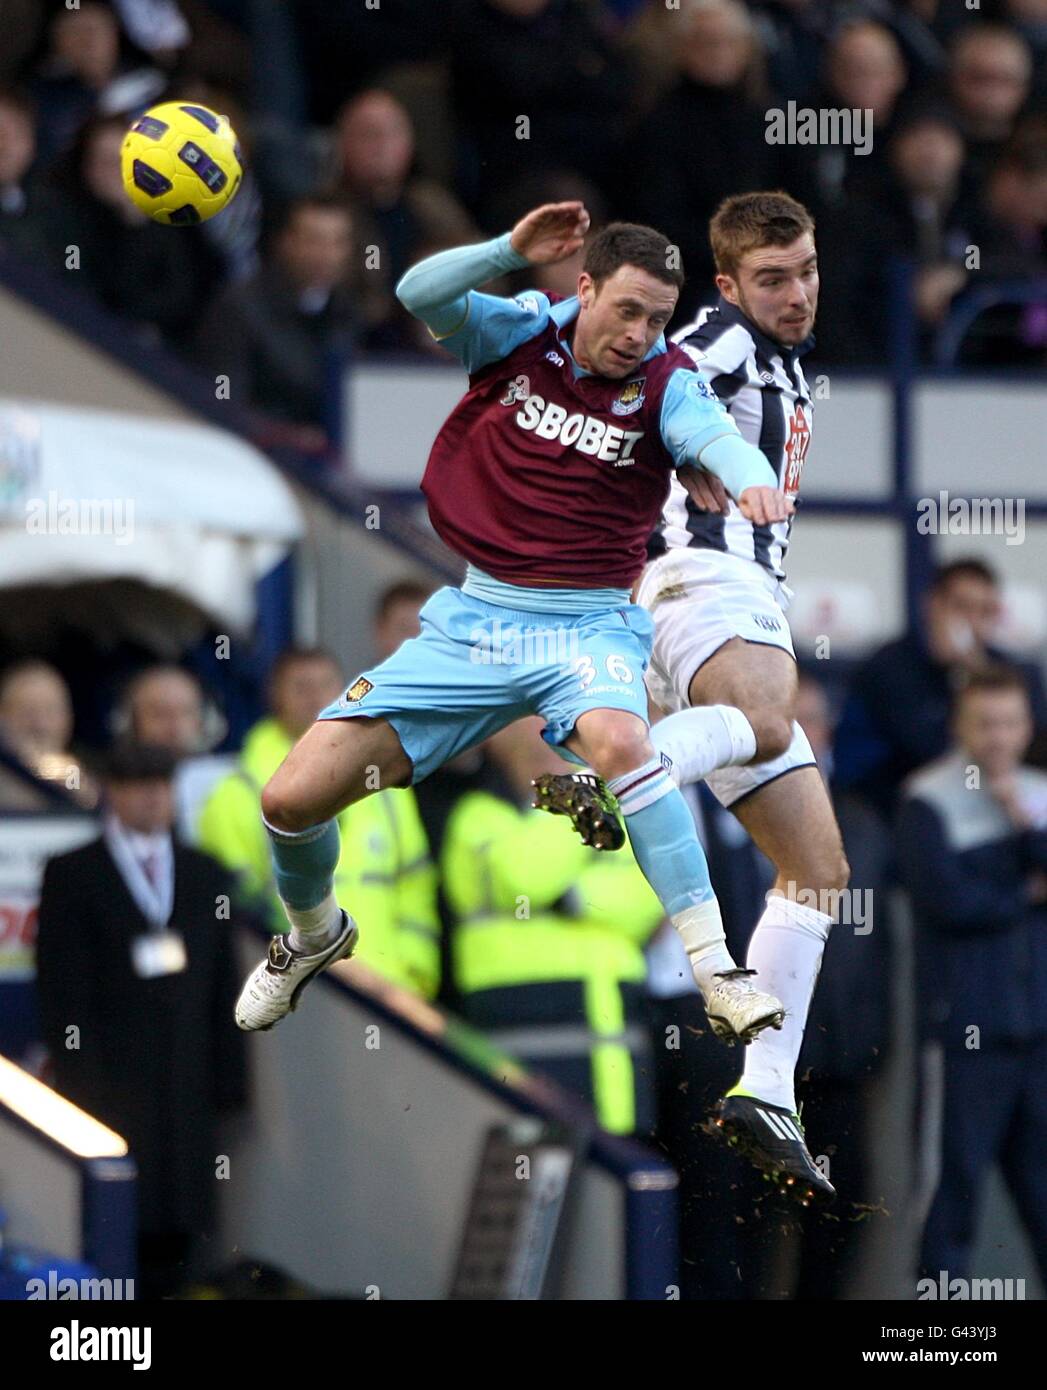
[712,294,815,364]
[549,295,668,378]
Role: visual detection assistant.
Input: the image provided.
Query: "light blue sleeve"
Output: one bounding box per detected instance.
[436,289,554,373]
[395,231,550,372]
[660,367,777,496]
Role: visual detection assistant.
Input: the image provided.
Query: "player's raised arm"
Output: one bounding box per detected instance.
[660,367,794,526]
[395,201,590,372]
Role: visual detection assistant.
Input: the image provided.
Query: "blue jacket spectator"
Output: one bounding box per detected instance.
[834,559,1047,822]
[898,664,1047,1286]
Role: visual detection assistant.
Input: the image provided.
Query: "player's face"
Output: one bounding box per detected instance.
[719,234,819,348]
[574,266,679,379]
[955,690,1032,776]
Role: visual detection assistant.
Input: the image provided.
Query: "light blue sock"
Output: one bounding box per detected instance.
[264,816,340,909]
[606,761,715,915]
[607,758,735,990]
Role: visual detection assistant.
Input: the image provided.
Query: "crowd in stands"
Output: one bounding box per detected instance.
[2,0,1047,447]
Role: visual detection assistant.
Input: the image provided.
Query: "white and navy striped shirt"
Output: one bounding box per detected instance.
[649,298,814,580]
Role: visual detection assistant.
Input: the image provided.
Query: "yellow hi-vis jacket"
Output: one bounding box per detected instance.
[441,790,664,1134]
[198,717,439,998]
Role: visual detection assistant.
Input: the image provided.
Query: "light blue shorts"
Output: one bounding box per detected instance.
[317,586,654,783]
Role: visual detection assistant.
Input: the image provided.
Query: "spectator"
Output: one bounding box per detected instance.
[617,0,779,319]
[193,193,356,444]
[899,666,1047,1289]
[0,88,38,248]
[0,0,46,89]
[372,578,432,661]
[198,646,440,996]
[780,18,908,221]
[332,88,479,341]
[28,113,221,346]
[953,124,1047,365]
[945,24,1034,186]
[117,664,233,843]
[441,715,665,1135]
[815,107,976,364]
[1005,0,1047,107]
[30,0,165,164]
[448,0,632,224]
[746,0,843,107]
[0,659,96,807]
[833,559,1047,823]
[291,0,445,125]
[34,740,248,1298]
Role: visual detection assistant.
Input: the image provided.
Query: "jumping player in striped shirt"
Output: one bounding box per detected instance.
[234,202,797,1070]
[539,193,844,1205]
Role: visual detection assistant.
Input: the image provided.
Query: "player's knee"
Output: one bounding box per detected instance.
[260,775,317,834]
[749,712,793,763]
[582,723,653,781]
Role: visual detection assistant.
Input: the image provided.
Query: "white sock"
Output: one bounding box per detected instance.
[737,893,832,1113]
[651,706,757,787]
[672,899,737,996]
[286,891,343,954]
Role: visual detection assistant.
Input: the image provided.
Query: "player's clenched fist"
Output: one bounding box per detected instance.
[738,486,795,525]
[510,202,591,266]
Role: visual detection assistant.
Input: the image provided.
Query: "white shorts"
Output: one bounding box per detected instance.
[636,549,814,809]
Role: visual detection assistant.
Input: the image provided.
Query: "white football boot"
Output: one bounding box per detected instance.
[703,967,785,1046]
[235,911,359,1032]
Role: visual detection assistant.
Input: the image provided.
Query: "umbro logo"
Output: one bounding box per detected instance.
[545,350,565,367]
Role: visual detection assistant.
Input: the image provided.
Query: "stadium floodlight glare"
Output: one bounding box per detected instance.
[0,1055,127,1159]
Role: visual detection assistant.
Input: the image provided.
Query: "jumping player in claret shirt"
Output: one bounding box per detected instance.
[234,203,801,1111]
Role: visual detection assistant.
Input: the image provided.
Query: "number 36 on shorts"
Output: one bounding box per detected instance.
[574,652,635,688]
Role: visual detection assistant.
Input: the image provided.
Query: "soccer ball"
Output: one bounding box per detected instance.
[120,101,243,225]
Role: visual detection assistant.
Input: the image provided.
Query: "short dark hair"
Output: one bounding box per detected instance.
[709,190,815,280]
[955,663,1030,707]
[930,558,998,593]
[104,740,178,783]
[374,579,433,623]
[583,221,685,290]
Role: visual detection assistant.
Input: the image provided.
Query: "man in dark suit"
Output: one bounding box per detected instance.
[35,741,248,1298]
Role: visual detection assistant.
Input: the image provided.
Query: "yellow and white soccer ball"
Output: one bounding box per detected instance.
[120,101,243,225]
